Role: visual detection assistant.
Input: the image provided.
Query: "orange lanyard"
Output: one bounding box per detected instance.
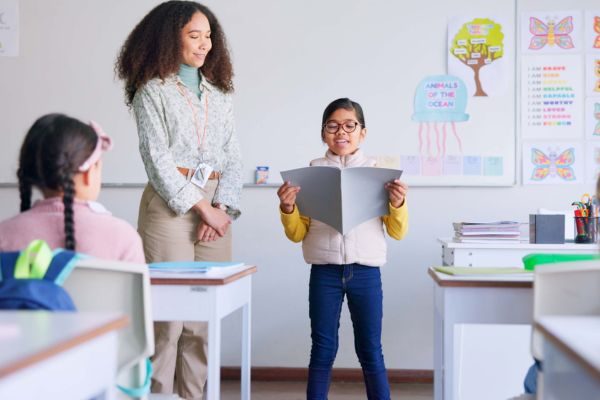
[177,83,209,152]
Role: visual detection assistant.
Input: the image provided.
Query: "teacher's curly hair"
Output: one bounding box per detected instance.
[115,0,234,106]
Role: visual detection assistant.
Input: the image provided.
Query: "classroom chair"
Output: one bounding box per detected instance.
[531,260,600,396]
[63,258,155,399]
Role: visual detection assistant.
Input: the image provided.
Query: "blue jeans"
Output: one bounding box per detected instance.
[307,264,390,400]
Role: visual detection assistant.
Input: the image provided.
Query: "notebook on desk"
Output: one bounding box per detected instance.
[148,261,245,278]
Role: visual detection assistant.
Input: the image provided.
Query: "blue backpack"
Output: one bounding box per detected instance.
[0,240,83,311]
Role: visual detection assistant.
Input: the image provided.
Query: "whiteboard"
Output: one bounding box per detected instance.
[0,0,516,185]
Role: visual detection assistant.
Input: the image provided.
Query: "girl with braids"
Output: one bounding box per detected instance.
[0,113,144,263]
[116,1,242,398]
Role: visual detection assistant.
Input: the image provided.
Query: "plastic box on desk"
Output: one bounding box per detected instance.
[529,214,565,244]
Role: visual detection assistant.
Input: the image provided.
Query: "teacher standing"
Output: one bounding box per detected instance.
[116,1,242,398]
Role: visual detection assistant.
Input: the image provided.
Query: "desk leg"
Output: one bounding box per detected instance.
[207,310,221,400]
[241,299,251,400]
[434,290,443,400]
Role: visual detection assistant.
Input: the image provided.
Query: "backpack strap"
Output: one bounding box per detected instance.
[14,240,53,279]
[0,252,20,282]
[117,358,153,398]
[48,249,88,285]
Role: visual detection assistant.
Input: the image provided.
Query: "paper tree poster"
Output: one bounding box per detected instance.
[584,11,600,52]
[521,10,582,54]
[521,54,583,139]
[448,16,512,97]
[522,141,583,185]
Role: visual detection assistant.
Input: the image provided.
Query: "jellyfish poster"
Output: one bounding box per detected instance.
[522,141,583,185]
[411,75,470,159]
[521,11,582,54]
[401,74,514,185]
[447,16,513,97]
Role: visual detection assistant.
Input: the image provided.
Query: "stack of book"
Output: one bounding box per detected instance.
[453,221,522,243]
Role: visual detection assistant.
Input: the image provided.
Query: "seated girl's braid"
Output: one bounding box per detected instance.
[17,171,32,213]
[61,170,76,251]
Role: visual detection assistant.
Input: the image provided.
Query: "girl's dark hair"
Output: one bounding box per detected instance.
[321,98,366,141]
[116,0,234,106]
[17,114,97,250]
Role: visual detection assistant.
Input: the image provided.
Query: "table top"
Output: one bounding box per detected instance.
[150,264,257,286]
[438,238,598,251]
[428,267,533,288]
[0,311,128,379]
[536,316,600,382]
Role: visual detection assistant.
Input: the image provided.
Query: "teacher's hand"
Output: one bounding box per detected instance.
[196,221,220,242]
[192,200,230,236]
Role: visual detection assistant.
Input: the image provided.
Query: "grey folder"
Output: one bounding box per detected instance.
[280,166,403,235]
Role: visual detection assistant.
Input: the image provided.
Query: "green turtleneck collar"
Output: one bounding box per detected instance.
[178,64,201,97]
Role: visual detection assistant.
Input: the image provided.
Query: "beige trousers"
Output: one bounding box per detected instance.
[138,181,231,400]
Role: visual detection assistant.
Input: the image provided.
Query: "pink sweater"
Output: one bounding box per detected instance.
[0,197,144,263]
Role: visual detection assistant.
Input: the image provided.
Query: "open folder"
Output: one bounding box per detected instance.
[280,166,402,235]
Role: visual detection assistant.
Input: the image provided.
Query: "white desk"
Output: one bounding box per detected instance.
[0,311,127,400]
[429,268,534,400]
[536,316,600,399]
[151,265,256,400]
[439,238,598,267]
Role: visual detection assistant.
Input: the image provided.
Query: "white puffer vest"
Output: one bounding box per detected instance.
[301,149,388,267]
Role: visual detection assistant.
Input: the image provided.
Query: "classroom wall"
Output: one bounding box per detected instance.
[1,0,598,371]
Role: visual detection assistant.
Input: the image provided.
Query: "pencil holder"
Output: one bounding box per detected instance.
[574,216,599,243]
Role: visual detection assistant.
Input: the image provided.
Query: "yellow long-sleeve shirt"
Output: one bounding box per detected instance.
[280,200,409,242]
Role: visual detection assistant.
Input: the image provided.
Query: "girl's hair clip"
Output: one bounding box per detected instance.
[78,120,113,172]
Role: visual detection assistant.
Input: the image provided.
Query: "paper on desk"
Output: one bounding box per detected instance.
[281,166,402,235]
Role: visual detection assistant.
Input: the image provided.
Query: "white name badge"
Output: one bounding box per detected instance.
[190,162,213,188]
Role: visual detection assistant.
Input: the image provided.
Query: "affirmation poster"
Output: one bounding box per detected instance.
[521,10,582,54]
[522,141,583,185]
[521,55,583,139]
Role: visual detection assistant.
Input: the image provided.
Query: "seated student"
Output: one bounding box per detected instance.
[0,113,144,263]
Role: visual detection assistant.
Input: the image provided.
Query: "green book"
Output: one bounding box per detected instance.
[434,266,531,276]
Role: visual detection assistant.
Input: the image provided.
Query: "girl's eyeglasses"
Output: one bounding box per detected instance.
[323,121,362,134]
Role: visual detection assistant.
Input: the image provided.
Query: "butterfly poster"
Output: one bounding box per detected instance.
[522,142,582,185]
[584,11,600,52]
[585,98,600,139]
[585,143,600,183]
[585,54,600,96]
[521,11,582,54]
